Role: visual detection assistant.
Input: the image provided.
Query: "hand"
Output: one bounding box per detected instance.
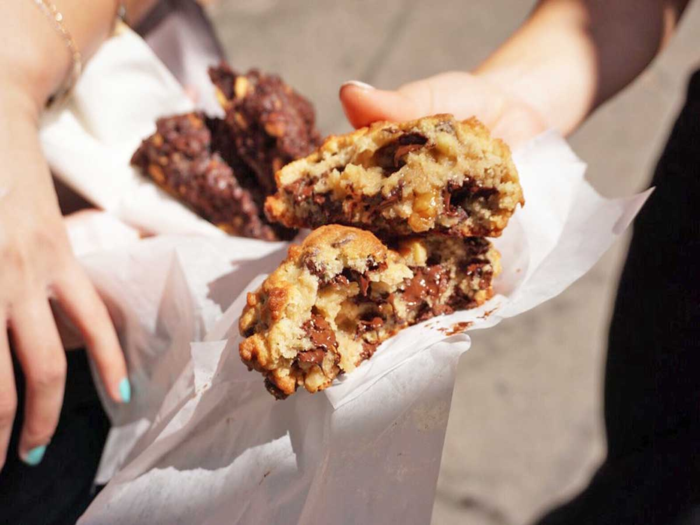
[0,91,129,470]
[339,71,548,149]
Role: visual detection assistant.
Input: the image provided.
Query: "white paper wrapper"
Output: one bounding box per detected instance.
[74,132,650,524]
[37,26,650,525]
[40,25,224,237]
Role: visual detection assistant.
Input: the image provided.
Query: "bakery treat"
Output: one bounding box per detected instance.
[209,63,322,195]
[131,112,279,240]
[265,114,523,238]
[205,115,297,241]
[239,225,500,398]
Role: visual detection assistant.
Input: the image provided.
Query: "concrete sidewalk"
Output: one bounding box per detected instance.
[210,2,700,523]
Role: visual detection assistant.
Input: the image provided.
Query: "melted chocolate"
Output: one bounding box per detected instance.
[357,273,370,296]
[285,177,318,204]
[360,342,379,361]
[442,321,473,336]
[374,132,429,174]
[297,349,326,365]
[333,268,372,296]
[402,265,449,308]
[357,316,384,337]
[305,259,326,278]
[302,314,338,352]
[445,176,498,216]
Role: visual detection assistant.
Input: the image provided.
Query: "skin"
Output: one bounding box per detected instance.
[341,0,692,148]
[0,0,155,470]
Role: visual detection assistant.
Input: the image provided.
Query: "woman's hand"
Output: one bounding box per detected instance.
[339,71,548,148]
[0,89,129,470]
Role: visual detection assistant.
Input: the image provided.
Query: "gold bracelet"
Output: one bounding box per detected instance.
[29,0,82,104]
[117,0,128,25]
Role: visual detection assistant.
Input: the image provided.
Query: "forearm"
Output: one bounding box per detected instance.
[476,0,691,135]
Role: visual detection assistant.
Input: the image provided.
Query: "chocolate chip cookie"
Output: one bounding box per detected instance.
[265,114,523,239]
[239,225,500,398]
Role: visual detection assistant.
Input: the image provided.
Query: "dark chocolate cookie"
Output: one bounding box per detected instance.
[131,112,279,240]
[209,63,322,196]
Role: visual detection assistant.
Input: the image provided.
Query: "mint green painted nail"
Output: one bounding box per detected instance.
[119,378,131,404]
[23,445,46,466]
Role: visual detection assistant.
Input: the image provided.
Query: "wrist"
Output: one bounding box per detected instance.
[1,1,75,108]
[473,3,598,137]
[0,81,41,124]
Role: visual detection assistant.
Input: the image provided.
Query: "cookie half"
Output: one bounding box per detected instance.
[239,225,500,398]
[265,114,523,238]
[209,64,322,196]
[131,112,280,240]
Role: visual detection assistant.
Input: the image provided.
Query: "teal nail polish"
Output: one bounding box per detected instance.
[23,445,46,466]
[119,378,131,404]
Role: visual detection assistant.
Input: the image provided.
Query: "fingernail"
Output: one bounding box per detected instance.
[23,445,46,466]
[342,80,375,91]
[119,378,131,404]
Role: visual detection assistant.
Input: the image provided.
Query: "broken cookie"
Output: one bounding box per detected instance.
[131,112,280,240]
[239,225,500,398]
[209,63,322,196]
[265,114,523,238]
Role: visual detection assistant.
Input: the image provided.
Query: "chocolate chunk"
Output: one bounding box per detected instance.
[446,177,499,217]
[417,303,453,322]
[366,255,382,271]
[374,132,428,173]
[465,261,485,276]
[331,274,350,286]
[398,132,429,146]
[303,314,338,352]
[264,377,289,400]
[357,316,384,337]
[357,272,371,296]
[360,342,379,361]
[372,185,404,212]
[338,268,371,296]
[402,265,449,309]
[284,177,318,204]
[297,349,326,365]
[331,237,353,248]
[305,259,326,278]
[465,260,493,288]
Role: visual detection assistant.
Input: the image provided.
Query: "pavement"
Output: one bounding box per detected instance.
[209,2,700,523]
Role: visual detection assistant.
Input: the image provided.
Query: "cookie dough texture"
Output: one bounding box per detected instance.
[265,114,523,239]
[239,225,500,398]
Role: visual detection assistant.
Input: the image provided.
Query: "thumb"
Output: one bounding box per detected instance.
[339,72,505,129]
[339,73,547,148]
[339,81,428,129]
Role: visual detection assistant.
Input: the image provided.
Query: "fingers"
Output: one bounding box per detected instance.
[340,73,548,148]
[0,319,17,470]
[9,299,66,465]
[53,266,129,404]
[340,81,424,128]
[340,72,504,127]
